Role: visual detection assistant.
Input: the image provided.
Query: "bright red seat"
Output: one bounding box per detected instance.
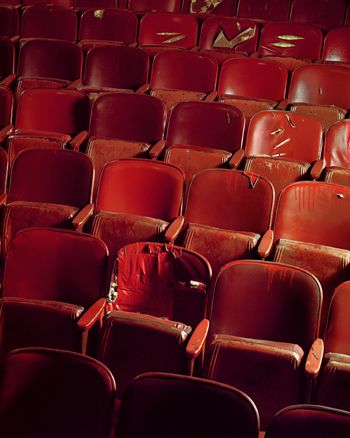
[322,27,350,65]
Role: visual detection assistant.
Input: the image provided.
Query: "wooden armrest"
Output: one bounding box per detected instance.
[148,139,166,159]
[186,318,210,359]
[0,123,14,143]
[69,130,89,150]
[205,90,217,102]
[72,203,94,231]
[257,229,274,259]
[276,98,289,110]
[164,216,185,243]
[67,79,82,89]
[310,159,325,180]
[77,298,107,331]
[305,338,324,378]
[1,73,16,87]
[136,83,149,94]
[228,149,245,169]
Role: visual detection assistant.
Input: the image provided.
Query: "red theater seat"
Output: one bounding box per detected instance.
[127,0,181,13]
[0,228,109,357]
[97,241,211,396]
[265,405,350,438]
[217,57,288,122]
[205,260,322,428]
[20,5,78,43]
[163,100,245,188]
[72,45,149,95]
[16,39,83,98]
[236,0,292,22]
[239,110,323,198]
[75,0,118,12]
[7,88,90,164]
[86,92,166,199]
[258,22,323,71]
[322,120,350,186]
[322,27,350,65]
[289,0,346,29]
[0,5,19,39]
[78,8,138,52]
[181,169,275,278]
[90,159,184,275]
[314,281,350,411]
[281,64,350,130]
[0,348,116,438]
[139,12,198,56]
[149,50,218,111]
[116,372,259,438]
[182,0,237,17]
[199,17,258,63]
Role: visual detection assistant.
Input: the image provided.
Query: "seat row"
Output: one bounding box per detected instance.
[1,0,350,29]
[2,87,350,198]
[1,348,350,437]
[2,226,350,430]
[2,40,350,129]
[3,4,350,66]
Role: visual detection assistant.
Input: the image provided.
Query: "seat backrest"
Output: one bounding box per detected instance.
[288,64,350,109]
[113,241,211,326]
[237,0,292,21]
[3,228,109,307]
[150,50,218,93]
[96,159,184,220]
[199,16,258,55]
[8,149,93,207]
[210,260,322,350]
[0,37,15,79]
[289,0,346,28]
[23,0,73,6]
[20,5,78,42]
[0,147,8,195]
[15,88,90,135]
[245,110,323,162]
[323,120,350,168]
[128,0,181,12]
[166,101,245,153]
[185,169,274,234]
[89,92,166,143]
[274,181,350,249]
[116,372,259,438]
[0,347,116,438]
[322,27,350,64]
[139,12,198,49]
[0,84,13,127]
[258,22,323,61]
[79,8,137,44]
[265,404,350,438]
[218,57,288,101]
[17,39,82,82]
[323,281,350,355]
[83,46,149,90]
[0,5,19,38]
[182,0,237,16]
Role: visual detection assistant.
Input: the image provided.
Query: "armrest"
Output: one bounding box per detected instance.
[205,90,217,102]
[228,149,245,169]
[164,215,185,242]
[0,123,14,143]
[10,35,20,43]
[186,318,210,360]
[310,159,325,180]
[136,83,150,94]
[72,203,94,231]
[67,79,82,89]
[257,229,274,259]
[77,298,107,331]
[69,130,89,151]
[305,338,324,378]
[1,73,16,87]
[276,98,289,110]
[148,139,166,159]
[0,193,7,206]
